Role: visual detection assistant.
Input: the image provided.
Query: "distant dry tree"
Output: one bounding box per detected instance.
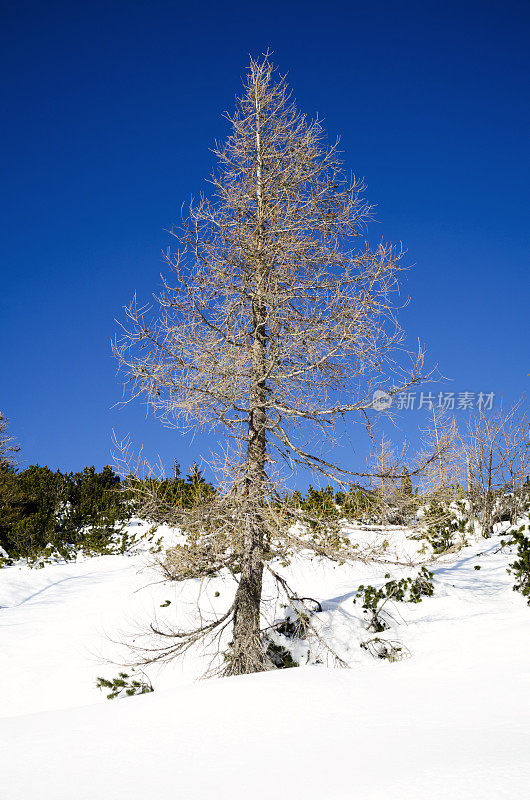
[368,437,404,525]
[499,410,530,525]
[463,403,528,536]
[0,412,19,467]
[114,55,425,675]
[366,420,455,529]
[416,408,463,501]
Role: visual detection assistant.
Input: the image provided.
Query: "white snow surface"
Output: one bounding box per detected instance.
[1,521,529,799]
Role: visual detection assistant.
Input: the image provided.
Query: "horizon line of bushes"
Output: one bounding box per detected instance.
[0,461,215,564]
[1,458,529,567]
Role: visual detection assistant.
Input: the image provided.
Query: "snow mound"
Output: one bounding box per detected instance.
[1,665,529,799]
[1,522,529,798]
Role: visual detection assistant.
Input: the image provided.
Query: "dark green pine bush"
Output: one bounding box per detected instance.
[0,460,215,565]
[265,641,299,669]
[354,568,435,632]
[421,501,467,554]
[508,525,530,603]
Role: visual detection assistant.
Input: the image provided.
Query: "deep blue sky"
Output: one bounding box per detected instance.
[1,0,528,481]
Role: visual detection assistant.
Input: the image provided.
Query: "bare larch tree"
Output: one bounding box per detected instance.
[114,56,424,675]
[464,403,529,535]
[499,410,530,525]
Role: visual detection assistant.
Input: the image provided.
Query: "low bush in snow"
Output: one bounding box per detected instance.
[412,500,469,554]
[354,568,435,633]
[508,524,530,603]
[96,671,154,700]
[360,637,411,662]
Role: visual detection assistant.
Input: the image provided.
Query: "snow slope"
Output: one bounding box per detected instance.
[1,523,529,799]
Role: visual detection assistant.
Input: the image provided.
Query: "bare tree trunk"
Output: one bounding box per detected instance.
[229,321,268,672]
[466,455,475,528]
[483,448,494,537]
[510,477,518,527]
[433,411,446,489]
[229,417,267,672]
[228,75,269,675]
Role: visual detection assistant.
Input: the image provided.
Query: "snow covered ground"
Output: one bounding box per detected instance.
[1,521,529,799]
